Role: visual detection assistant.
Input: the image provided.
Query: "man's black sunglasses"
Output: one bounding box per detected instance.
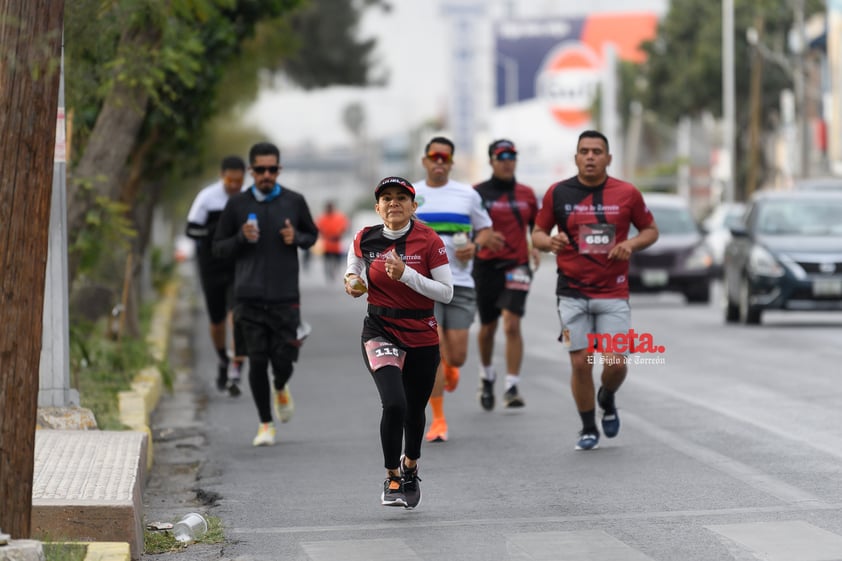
[253,165,280,175]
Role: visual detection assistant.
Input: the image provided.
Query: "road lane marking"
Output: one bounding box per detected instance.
[302,538,421,561]
[229,502,842,535]
[629,374,842,463]
[531,376,825,508]
[524,335,842,465]
[507,530,655,561]
[525,339,842,465]
[707,520,842,561]
[623,411,825,506]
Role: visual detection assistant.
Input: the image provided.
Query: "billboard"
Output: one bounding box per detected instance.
[491,14,658,190]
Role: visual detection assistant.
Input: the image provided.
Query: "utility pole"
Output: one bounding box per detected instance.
[722,0,737,202]
[601,44,623,178]
[747,18,765,199]
[794,0,810,177]
[0,0,65,538]
[39,39,78,409]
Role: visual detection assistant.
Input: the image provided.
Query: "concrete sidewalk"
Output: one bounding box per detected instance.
[27,280,181,561]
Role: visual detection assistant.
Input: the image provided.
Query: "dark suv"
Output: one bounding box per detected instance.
[628,194,713,303]
[723,190,842,324]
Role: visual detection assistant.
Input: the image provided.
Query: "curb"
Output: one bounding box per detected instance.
[84,542,131,561]
[0,541,130,561]
[118,279,179,473]
[31,280,180,561]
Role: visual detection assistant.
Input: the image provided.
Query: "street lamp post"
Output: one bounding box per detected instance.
[794,0,810,178]
[496,53,519,106]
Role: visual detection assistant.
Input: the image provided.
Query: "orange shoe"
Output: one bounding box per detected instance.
[425,417,448,442]
[443,364,460,392]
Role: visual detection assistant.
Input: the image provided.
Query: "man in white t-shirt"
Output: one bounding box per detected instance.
[414,136,505,442]
[186,156,247,396]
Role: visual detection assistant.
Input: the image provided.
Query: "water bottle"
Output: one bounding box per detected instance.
[172,512,208,543]
[246,213,259,243]
[452,232,469,267]
[346,275,367,293]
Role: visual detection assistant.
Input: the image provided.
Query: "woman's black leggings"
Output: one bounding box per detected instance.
[364,343,439,470]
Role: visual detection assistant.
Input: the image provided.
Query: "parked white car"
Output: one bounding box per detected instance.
[703,202,746,276]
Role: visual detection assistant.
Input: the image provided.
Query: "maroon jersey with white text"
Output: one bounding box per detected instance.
[353,220,449,347]
[474,177,539,266]
[535,176,653,299]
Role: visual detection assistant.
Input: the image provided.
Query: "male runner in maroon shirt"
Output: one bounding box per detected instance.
[532,130,659,451]
[473,139,540,410]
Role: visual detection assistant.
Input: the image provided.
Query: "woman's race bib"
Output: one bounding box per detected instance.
[364,337,407,371]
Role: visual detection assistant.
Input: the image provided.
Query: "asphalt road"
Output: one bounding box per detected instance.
[147,254,842,561]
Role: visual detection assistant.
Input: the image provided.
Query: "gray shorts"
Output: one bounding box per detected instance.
[434,286,476,330]
[556,297,631,353]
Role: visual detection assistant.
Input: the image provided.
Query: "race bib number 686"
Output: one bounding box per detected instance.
[578,223,616,254]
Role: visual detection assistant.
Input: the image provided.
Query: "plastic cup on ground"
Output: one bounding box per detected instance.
[172,512,208,543]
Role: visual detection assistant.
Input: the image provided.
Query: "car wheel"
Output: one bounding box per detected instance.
[738,276,762,325]
[685,282,711,304]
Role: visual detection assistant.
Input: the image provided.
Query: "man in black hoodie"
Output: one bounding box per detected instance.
[214,141,319,447]
[473,139,540,411]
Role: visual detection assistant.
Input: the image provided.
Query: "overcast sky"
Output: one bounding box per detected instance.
[244,0,669,151]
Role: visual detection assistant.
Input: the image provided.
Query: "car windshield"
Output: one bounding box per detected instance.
[630,205,698,236]
[649,206,699,235]
[756,199,842,236]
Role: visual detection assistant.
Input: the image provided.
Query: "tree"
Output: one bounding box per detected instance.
[621,0,824,199]
[279,0,389,88]
[0,0,64,538]
[64,0,388,326]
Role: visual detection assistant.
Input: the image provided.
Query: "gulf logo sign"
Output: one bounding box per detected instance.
[535,42,602,128]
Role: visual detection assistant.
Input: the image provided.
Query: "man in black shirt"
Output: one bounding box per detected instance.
[214,142,319,446]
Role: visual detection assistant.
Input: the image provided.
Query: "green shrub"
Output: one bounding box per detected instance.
[70,303,157,429]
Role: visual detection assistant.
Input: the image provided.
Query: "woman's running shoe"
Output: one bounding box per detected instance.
[400,456,422,509]
[381,475,407,507]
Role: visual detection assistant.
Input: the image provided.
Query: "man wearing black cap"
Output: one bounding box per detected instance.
[473,139,540,410]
